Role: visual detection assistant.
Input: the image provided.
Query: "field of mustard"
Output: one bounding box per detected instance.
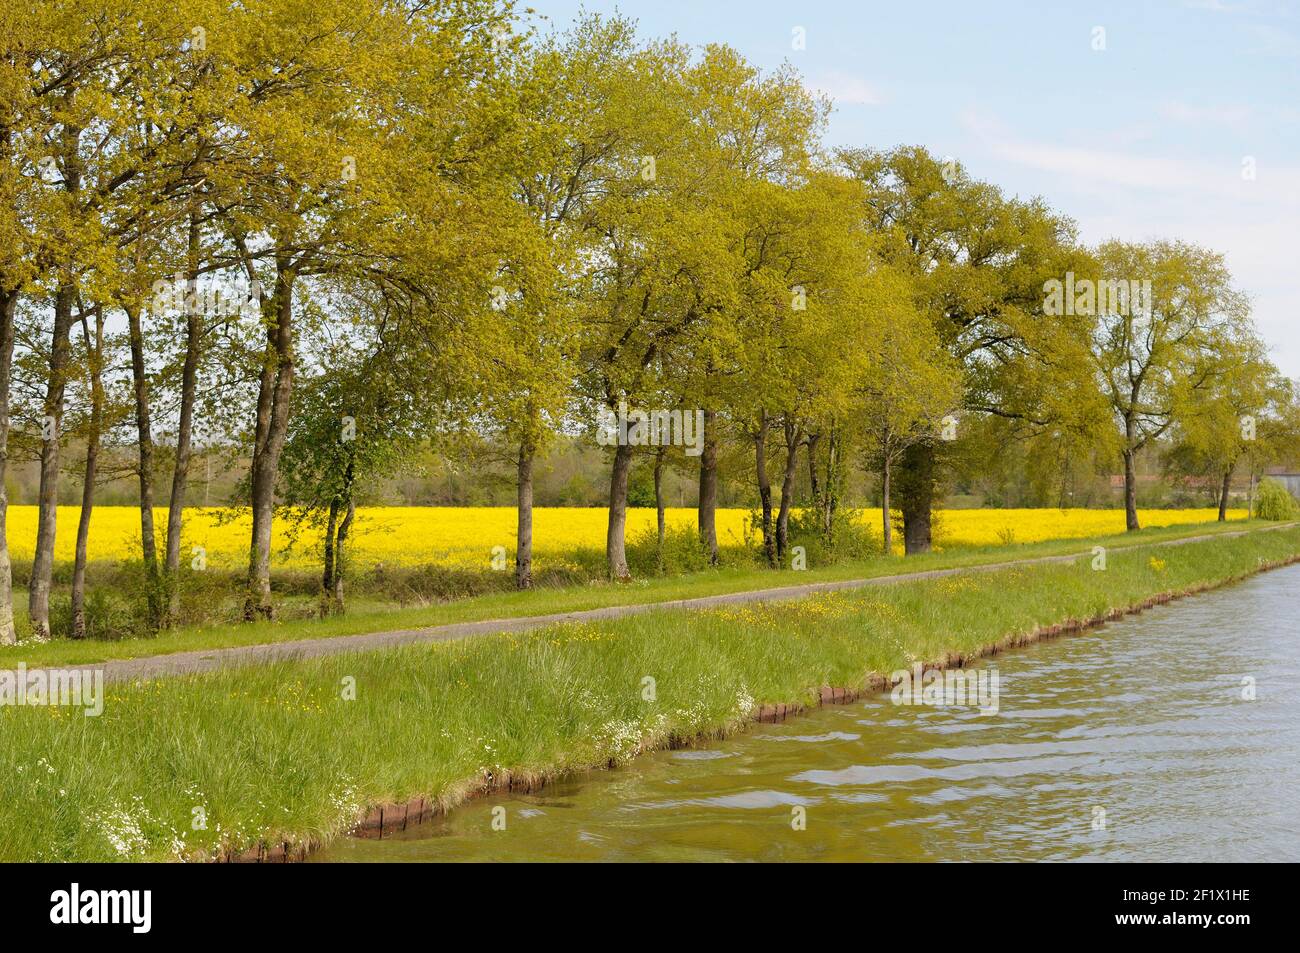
[4,505,1245,571]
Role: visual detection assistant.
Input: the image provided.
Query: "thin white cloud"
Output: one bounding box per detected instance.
[1246,23,1300,55]
[810,71,884,107]
[1158,100,1299,127]
[1184,0,1249,13]
[961,109,1300,204]
[1159,100,1254,125]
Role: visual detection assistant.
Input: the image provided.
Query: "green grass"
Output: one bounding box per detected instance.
[2,522,1297,862]
[0,517,1269,669]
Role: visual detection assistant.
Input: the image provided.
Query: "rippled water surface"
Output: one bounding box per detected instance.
[319,564,1300,862]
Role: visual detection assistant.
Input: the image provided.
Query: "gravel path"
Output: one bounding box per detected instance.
[7,524,1288,684]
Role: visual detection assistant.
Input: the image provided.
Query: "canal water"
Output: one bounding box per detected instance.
[318,564,1300,862]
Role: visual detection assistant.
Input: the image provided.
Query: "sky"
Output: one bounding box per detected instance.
[522,0,1300,377]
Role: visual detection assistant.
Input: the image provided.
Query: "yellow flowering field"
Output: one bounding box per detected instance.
[4,505,1244,571]
[930,507,1246,548]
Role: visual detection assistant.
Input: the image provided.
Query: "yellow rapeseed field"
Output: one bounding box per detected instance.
[4,505,1245,571]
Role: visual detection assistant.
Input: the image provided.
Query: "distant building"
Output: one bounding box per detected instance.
[1265,466,1300,499]
[1101,468,1300,503]
[1107,473,1162,489]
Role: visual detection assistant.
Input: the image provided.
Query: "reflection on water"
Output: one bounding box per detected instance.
[318,564,1300,862]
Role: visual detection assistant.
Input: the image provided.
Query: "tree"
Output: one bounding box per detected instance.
[280,314,427,614]
[1166,334,1285,520]
[728,174,898,563]
[687,50,824,566]
[11,0,218,637]
[68,303,111,637]
[202,0,510,618]
[0,4,46,643]
[1088,240,1249,530]
[460,15,615,589]
[116,86,219,632]
[851,281,960,554]
[570,33,717,580]
[840,145,1090,553]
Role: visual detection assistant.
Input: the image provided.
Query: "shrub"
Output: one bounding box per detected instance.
[626,523,715,576]
[1253,478,1299,521]
[50,586,144,641]
[784,505,878,567]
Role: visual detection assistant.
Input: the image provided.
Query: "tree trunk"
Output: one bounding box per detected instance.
[244,262,296,621]
[125,302,162,630]
[28,280,76,640]
[776,415,801,563]
[321,454,355,617]
[332,498,353,613]
[164,212,203,622]
[698,409,719,565]
[821,423,840,541]
[881,448,892,556]
[321,498,338,617]
[897,440,935,554]
[754,412,775,567]
[515,437,534,590]
[0,288,17,645]
[1218,466,1232,522]
[1122,446,1140,531]
[70,307,105,639]
[654,446,666,570]
[806,432,822,505]
[606,440,633,580]
[30,129,81,641]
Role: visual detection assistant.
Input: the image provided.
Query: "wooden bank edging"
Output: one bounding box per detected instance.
[215,550,1300,863]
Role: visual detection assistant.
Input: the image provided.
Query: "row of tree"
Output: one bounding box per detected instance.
[1,3,1295,643]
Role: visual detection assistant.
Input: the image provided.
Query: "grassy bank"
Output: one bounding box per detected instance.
[0,517,1264,669]
[2,523,1297,862]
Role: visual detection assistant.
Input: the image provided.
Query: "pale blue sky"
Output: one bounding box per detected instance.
[523,0,1300,376]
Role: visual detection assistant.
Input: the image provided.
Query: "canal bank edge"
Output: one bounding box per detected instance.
[216,546,1300,863]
